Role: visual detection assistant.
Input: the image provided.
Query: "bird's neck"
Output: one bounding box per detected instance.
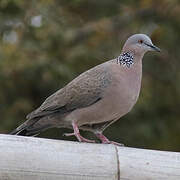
[116,52,134,68]
[122,46,145,59]
[117,48,144,68]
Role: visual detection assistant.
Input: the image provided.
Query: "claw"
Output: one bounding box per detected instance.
[64,121,95,143]
[77,135,96,143]
[63,133,75,137]
[95,132,124,146]
[107,141,124,146]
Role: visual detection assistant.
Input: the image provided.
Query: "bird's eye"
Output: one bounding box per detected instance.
[138,40,143,44]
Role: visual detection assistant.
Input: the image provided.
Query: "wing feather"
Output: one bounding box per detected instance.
[26,62,111,120]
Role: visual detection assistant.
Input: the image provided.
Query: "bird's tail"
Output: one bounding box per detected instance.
[10,127,41,136]
[10,118,50,136]
[10,127,29,136]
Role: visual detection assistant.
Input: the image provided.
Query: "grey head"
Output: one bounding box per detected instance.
[122,34,160,55]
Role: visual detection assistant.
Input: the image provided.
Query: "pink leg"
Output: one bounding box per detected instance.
[95,132,124,146]
[64,121,95,143]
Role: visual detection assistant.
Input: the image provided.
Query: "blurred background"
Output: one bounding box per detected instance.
[0,0,180,151]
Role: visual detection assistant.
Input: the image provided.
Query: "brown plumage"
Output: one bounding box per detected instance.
[10,34,160,145]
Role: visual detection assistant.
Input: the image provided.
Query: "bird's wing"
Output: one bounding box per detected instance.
[26,63,111,120]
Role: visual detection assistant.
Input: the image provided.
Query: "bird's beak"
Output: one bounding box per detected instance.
[144,43,161,52]
[150,44,161,52]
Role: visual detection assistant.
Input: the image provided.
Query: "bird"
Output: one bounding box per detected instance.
[10,34,160,145]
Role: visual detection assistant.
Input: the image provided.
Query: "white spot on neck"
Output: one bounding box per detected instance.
[116,52,134,68]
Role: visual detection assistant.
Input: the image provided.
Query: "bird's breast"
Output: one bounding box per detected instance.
[107,62,142,114]
[64,61,142,126]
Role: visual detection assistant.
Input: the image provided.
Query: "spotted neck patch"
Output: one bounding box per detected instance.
[116,52,134,68]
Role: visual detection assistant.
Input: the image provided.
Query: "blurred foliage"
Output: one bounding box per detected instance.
[0,0,180,151]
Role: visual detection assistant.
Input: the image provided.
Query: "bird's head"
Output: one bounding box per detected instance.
[122,34,160,55]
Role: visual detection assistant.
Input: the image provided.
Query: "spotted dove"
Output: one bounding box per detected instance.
[10,34,160,145]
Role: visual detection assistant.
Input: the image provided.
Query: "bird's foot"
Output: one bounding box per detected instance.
[63,132,75,137]
[76,134,95,143]
[108,141,124,146]
[63,132,95,143]
[64,121,95,143]
[95,132,124,146]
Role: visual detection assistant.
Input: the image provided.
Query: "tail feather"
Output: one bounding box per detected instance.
[10,128,27,135]
[10,126,39,136]
[10,118,53,136]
